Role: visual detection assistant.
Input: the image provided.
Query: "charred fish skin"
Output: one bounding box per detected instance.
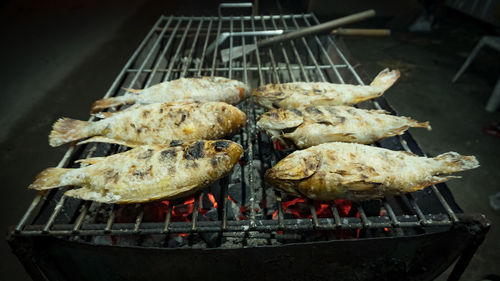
[49,102,247,147]
[253,68,400,109]
[91,76,250,113]
[264,142,479,201]
[257,106,431,148]
[29,140,244,204]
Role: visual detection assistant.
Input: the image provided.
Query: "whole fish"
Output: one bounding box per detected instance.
[265,142,479,201]
[29,140,243,203]
[253,68,400,109]
[91,76,250,113]
[49,102,246,147]
[257,106,431,148]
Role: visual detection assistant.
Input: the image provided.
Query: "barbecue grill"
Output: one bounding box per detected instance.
[8,5,490,281]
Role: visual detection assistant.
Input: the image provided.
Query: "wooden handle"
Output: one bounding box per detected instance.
[257,10,376,47]
[331,28,391,36]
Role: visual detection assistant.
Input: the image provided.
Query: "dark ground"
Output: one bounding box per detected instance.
[1,1,499,280]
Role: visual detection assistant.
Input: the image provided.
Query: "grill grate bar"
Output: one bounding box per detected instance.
[133,204,145,233]
[104,205,117,233]
[165,18,193,81]
[191,194,200,231]
[302,15,344,83]
[290,16,326,82]
[270,17,295,82]
[356,204,372,228]
[280,15,309,82]
[196,18,214,77]
[126,65,348,73]
[180,18,204,78]
[42,195,67,233]
[72,201,90,233]
[383,200,401,227]
[163,203,173,233]
[210,18,223,76]
[144,16,177,88]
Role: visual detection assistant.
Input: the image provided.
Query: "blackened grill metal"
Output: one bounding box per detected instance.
[14,13,462,239]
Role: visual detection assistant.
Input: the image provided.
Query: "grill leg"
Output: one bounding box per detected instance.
[447,214,491,281]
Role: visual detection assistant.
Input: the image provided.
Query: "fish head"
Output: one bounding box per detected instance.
[252,86,290,109]
[257,108,304,131]
[264,149,320,196]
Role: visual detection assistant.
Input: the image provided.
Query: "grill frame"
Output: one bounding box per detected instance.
[7,12,491,281]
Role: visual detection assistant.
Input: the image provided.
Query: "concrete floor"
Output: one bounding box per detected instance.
[1,1,499,280]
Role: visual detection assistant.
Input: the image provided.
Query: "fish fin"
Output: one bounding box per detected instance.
[122,87,142,94]
[265,151,320,180]
[28,167,73,190]
[324,132,357,142]
[64,188,111,203]
[410,176,452,191]
[369,109,391,114]
[410,120,432,131]
[90,96,135,113]
[387,125,410,136]
[75,157,106,166]
[77,136,139,148]
[369,68,401,92]
[346,181,381,191]
[434,152,479,173]
[49,118,92,147]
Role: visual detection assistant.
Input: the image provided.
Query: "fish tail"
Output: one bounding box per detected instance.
[434,152,479,173]
[370,68,401,92]
[90,96,133,113]
[49,118,93,147]
[28,167,73,190]
[411,120,432,131]
[402,117,432,131]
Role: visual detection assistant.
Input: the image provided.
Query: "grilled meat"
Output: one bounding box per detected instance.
[257,106,431,148]
[253,68,400,109]
[49,102,246,147]
[265,142,479,201]
[29,140,243,203]
[91,76,250,113]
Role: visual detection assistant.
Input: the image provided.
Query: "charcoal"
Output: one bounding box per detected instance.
[167,235,187,248]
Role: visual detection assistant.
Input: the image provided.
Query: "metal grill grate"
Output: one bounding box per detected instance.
[13,13,462,242]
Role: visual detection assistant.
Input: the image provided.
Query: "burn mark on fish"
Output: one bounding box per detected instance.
[337,116,346,123]
[211,140,230,152]
[183,141,205,160]
[217,116,223,124]
[211,157,218,167]
[312,88,322,93]
[289,108,302,116]
[268,112,279,118]
[130,123,136,129]
[169,140,184,147]
[159,108,164,113]
[104,169,120,183]
[160,149,177,161]
[137,149,154,160]
[175,113,187,126]
[335,170,347,176]
[305,107,322,115]
[142,110,150,118]
[133,165,153,179]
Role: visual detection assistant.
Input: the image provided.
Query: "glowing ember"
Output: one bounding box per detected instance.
[208,193,218,209]
[272,210,278,220]
[273,140,286,151]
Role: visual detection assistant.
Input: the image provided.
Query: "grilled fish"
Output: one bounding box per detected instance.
[265,142,479,201]
[253,68,400,109]
[29,140,243,203]
[91,76,250,113]
[257,106,431,148]
[49,102,246,147]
